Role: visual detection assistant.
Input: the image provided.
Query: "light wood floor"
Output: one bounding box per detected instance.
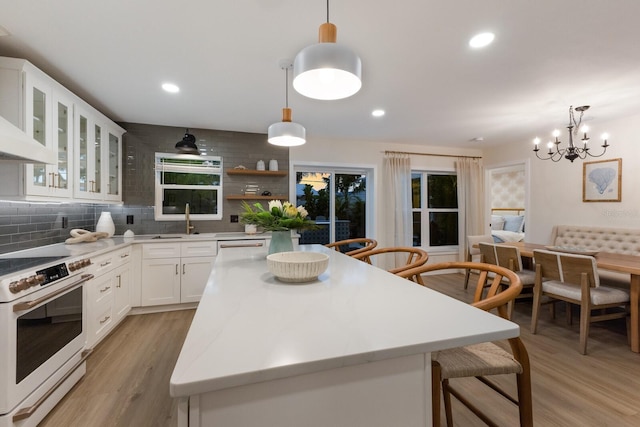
[40,273,640,426]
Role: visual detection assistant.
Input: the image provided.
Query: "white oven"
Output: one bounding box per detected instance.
[0,255,93,427]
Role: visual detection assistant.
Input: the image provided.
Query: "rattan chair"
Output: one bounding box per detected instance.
[399,261,533,427]
[352,246,428,285]
[324,238,377,256]
[531,249,630,354]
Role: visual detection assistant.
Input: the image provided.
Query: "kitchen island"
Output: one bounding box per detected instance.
[170,245,519,427]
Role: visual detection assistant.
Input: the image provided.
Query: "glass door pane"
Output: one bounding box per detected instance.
[108,132,119,195]
[335,173,367,243]
[93,124,101,193]
[57,101,69,190]
[31,87,47,188]
[78,116,88,193]
[296,172,331,244]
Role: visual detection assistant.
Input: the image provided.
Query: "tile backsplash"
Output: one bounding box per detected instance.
[0,123,290,255]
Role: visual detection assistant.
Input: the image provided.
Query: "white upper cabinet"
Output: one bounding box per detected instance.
[0,56,124,202]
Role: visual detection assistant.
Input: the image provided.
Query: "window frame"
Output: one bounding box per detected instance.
[412,170,459,252]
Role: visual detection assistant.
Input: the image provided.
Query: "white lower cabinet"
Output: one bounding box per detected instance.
[86,247,132,349]
[141,241,217,307]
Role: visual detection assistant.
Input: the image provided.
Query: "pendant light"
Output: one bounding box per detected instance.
[293,0,362,100]
[175,129,199,154]
[268,61,306,147]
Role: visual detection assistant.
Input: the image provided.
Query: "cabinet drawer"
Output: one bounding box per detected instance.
[181,241,217,257]
[90,300,114,342]
[114,246,132,266]
[142,243,181,259]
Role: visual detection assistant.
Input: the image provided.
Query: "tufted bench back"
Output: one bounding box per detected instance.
[551,225,640,256]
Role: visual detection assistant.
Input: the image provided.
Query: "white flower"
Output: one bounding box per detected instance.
[297,205,308,218]
[268,200,283,212]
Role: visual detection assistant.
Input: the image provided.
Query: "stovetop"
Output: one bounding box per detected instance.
[0,256,70,276]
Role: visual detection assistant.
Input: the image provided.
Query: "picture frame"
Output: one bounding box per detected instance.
[583,158,622,202]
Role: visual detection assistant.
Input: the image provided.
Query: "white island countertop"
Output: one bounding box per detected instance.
[170,245,519,398]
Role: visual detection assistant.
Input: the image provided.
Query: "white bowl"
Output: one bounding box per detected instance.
[266,251,329,283]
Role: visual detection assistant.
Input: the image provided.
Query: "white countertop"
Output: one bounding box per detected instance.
[169,245,519,398]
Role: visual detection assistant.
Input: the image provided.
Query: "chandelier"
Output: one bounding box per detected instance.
[533,105,609,162]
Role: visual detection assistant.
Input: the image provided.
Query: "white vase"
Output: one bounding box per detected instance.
[96,211,115,237]
[268,159,278,171]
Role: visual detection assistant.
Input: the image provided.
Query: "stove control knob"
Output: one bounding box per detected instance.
[36,274,46,284]
[9,278,29,293]
[68,261,77,272]
[82,258,91,267]
[26,276,38,288]
[9,280,21,293]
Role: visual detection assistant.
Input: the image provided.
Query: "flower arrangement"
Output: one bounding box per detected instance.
[240,200,318,231]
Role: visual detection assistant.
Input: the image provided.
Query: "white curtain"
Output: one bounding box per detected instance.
[383,152,412,253]
[455,157,485,262]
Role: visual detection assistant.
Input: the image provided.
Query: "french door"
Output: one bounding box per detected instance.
[294,167,371,246]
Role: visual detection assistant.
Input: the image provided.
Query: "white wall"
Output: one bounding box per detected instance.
[483,111,640,244]
[289,137,482,263]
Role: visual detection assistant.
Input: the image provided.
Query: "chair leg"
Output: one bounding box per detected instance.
[442,379,454,427]
[579,304,591,355]
[516,369,534,427]
[531,285,541,334]
[566,302,573,325]
[431,361,442,427]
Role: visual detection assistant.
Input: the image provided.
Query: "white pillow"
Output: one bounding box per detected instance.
[491,215,505,231]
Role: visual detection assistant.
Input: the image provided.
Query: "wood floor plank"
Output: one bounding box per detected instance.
[39,273,640,426]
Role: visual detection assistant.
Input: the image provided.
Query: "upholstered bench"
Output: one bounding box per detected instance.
[551,225,640,286]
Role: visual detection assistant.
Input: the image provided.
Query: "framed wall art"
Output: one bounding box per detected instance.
[583,158,622,202]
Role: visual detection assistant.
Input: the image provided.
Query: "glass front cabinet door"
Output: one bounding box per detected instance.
[23,74,73,198]
[74,107,123,201]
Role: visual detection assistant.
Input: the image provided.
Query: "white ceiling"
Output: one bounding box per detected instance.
[1,0,639,149]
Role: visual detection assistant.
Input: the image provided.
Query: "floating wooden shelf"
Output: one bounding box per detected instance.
[226,169,287,177]
[226,195,288,200]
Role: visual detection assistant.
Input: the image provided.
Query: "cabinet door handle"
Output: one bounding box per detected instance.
[100,286,111,293]
[120,253,129,258]
[100,316,111,324]
[182,264,186,275]
[116,275,121,288]
[100,261,111,267]
[48,172,54,188]
[175,264,179,275]
[219,243,264,248]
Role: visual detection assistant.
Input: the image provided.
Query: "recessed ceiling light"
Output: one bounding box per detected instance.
[162,83,180,93]
[469,32,495,48]
[372,109,385,117]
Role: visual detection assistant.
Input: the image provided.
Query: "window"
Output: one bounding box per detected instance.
[154,153,223,221]
[412,172,458,250]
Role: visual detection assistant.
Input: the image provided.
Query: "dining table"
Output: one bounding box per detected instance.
[502,241,640,353]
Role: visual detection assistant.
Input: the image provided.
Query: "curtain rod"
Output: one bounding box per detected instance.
[383,150,482,159]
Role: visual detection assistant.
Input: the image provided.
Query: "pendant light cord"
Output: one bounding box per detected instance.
[284,67,289,108]
[326,0,330,22]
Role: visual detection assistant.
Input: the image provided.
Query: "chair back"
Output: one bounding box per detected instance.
[478,242,497,265]
[399,261,523,319]
[532,250,562,281]
[352,246,429,274]
[558,253,600,288]
[325,238,377,256]
[467,234,493,257]
[495,245,524,272]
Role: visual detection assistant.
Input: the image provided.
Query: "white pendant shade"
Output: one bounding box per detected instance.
[268,121,306,147]
[293,42,362,100]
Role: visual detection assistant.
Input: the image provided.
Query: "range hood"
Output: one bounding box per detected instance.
[0,114,57,164]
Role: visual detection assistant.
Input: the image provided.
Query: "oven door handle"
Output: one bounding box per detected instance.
[13,348,93,422]
[12,274,94,313]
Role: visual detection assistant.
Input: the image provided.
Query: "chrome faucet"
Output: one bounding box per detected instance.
[185,203,195,234]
